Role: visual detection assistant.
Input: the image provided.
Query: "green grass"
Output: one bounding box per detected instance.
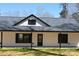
[0,48,79,56]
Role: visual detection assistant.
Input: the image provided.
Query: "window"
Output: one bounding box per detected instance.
[58,34,68,43]
[28,19,36,25]
[16,33,32,43]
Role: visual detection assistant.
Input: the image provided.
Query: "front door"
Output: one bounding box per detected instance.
[37,34,43,46]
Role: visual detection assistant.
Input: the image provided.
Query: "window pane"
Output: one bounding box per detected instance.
[18,34,23,40]
[23,34,31,43]
[16,33,23,43]
[28,19,36,25]
[23,34,29,43]
[58,34,68,43]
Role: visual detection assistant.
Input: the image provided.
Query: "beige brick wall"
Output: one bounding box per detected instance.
[3,32,32,47]
[68,33,79,47]
[0,32,79,48]
[32,32,59,46]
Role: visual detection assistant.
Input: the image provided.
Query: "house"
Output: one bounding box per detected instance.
[0,14,79,48]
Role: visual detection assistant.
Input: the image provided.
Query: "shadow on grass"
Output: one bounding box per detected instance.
[31,49,66,56]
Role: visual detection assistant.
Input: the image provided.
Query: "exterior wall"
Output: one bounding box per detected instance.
[32,32,59,46]
[68,33,79,47]
[3,32,32,47]
[1,32,79,48]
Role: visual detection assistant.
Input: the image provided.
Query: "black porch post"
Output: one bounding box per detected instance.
[59,32,61,48]
[31,32,32,49]
[1,32,3,48]
[59,43,61,48]
[30,26,34,49]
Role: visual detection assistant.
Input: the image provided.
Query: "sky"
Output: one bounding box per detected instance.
[0,3,62,17]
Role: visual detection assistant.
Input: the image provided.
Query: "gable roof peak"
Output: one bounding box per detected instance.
[13,14,50,27]
[30,14,35,16]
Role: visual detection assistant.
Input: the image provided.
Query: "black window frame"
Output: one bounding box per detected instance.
[16,33,32,43]
[58,34,68,43]
[28,19,36,25]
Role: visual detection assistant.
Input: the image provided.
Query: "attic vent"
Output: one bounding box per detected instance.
[28,19,36,25]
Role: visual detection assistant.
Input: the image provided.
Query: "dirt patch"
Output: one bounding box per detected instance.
[0,51,34,56]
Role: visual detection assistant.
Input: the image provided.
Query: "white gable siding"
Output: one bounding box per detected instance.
[18,20,42,26]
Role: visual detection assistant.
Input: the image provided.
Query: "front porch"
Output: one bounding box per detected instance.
[0,31,79,48]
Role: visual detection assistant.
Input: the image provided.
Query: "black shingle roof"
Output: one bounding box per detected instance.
[0,15,79,32]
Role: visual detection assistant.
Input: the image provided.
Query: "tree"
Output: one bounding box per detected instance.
[75,3,79,12]
[60,3,79,18]
[60,3,68,18]
[71,3,79,23]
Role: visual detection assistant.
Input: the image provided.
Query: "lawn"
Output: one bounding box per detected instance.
[0,48,79,56]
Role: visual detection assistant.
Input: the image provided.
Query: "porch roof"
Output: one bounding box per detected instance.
[0,23,79,32]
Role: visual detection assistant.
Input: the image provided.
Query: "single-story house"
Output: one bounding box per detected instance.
[0,14,79,48]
